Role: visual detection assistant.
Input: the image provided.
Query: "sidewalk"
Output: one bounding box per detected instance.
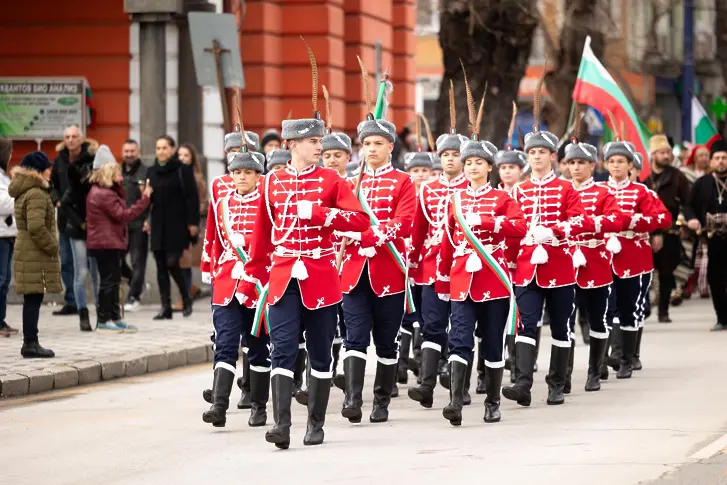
[0,299,214,398]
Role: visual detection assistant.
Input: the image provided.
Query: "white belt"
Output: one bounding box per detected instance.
[570,239,604,249]
[521,235,563,247]
[274,246,335,260]
[609,231,648,241]
[453,243,502,258]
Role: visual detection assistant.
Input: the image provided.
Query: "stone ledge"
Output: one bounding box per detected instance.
[71,361,102,386]
[20,370,54,394]
[0,373,29,398]
[47,366,79,390]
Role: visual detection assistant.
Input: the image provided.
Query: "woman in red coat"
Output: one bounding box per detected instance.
[86,145,152,333]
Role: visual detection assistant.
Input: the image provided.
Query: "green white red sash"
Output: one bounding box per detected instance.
[220,196,269,336]
[452,192,518,335]
[357,190,416,314]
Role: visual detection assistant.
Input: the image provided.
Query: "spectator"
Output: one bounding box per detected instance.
[146,135,200,320]
[682,144,710,183]
[86,145,151,333]
[119,139,149,312]
[50,126,83,315]
[0,138,18,337]
[176,143,208,310]
[9,152,62,358]
[59,126,99,332]
[261,130,282,154]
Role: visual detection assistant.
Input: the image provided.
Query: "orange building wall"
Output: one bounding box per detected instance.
[232,0,416,138]
[0,0,130,164]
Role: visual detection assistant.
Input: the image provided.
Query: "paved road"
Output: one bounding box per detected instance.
[1,299,725,485]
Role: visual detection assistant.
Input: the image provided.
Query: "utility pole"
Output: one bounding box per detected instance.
[681,0,694,142]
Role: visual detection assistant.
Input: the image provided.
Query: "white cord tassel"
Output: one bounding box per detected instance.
[465,252,483,273]
[530,244,549,264]
[229,232,246,248]
[572,247,587,268]
[606,234,622,254]
[291,258,309,280]
[231,261,245,279]
[358,247,377,258]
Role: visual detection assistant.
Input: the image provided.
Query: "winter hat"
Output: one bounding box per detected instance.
[266,148,290,171]
[345,160,360,178]
[260,130,282,150]
[432,155,442,171]
[282,39,325,141]
[632,152,643,170]
[649,134,671,154]
[603,141,636,162]
[228,151,264,173]
[405,113,437,170]
[495,102,527,168]
[92,144,117,169]
[20,151,53,173]
[459,64,498,164]
[460,140,498,164]
[523,63,558,153]
[564,142,598,163]
[710,138,727,158]
[225,131,259,152]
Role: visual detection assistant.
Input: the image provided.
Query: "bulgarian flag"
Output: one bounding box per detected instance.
[572,36,650,179]
[691,94,720,148]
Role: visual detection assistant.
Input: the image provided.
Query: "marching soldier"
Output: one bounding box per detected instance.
[502,75,592,407]
[240,41,370,449]
[338,59,417,425]
[435,100,527,426]
[601,127,671,379]
[202,145,271,428]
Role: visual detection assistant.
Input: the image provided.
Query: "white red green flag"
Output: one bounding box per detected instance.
[691,94,720,148]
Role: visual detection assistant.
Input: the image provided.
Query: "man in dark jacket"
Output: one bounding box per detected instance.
[119,139,149,311]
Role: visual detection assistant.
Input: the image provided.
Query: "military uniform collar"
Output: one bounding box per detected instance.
[530,170,556,186]
[365,162,393,177]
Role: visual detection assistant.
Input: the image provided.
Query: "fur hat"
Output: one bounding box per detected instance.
[432,155,442,171]
[21,151,53,173]
[436,133,467,156]
[357,119,396,143]
[92,144,117,169]
[710,138,727,157]
[633,152,643,170]
[225,131,259,152]
[460,139,497,164]
[266,149,290,171]
[228,151,264,173]
[603,141,636,162]
[260,130,282,150]
[321,132,352,154]
[495,149,527,168]
[345,160,360,178]
[405,152,434,171]
[564,142,598,164]
[649,134,671,154]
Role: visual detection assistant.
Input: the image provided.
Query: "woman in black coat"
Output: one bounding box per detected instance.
[145,135,200,319]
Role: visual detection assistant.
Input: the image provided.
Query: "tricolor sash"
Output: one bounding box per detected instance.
[452,192,518,335]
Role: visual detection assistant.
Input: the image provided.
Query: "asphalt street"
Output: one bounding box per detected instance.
[1,299,726,485]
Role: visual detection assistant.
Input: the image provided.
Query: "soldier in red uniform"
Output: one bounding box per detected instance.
[435,130,527,426]
[564,140,626,392]
[241,44,370,449]
[202,148,270,428]
[338,110,417,425]
[501,114,593,407]
[602,139,671,379]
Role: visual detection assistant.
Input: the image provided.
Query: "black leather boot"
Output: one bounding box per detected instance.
[585,337,608,392]
[203,372,214,404]
[332,342,342,385]
[202,368,235,427]
[633,327,643,371]
[616,328,638,379]
[397,332,411,384]
[533,326,542,372]
[564,339,575,394]
[578,302,590,345]
[20,340,55,358]
[237,352,251,409]
[79,308,92,332]
[463,359,473,405]
[476,353,487,394]
[304,375,331,445]
[295,358,312,406]
[546,345,570,405]
[438,356,451,390]
[341,355,366,423]
[408,326,422,378]
[293,347,307,397]
[265,374,294,449]
[607,323,622,371]
[407,346,439,408]
[442,360,467,426]
[153,306,173,320]
[502,341,535,407]
[370,362,397,423]
[600,329,612,380]
[508,336,518,384]
[504,335,515,371]
[248,369,270,427]
[483,366,504,423]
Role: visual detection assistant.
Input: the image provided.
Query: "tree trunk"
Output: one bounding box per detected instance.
[436,0,539,147]
[545,0,604,137]
[715,0,727,137]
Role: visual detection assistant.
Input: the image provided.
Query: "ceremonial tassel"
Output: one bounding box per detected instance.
[530,244,549,265]
[231,261,245,280]
[322,85,332,135]
[506,102,518,150]
[291,258,309,280]
[449,80,457,134]
[301,36,320,119]
[229,232,246,248]
[606,234,622,254]
[532,55,548,132]
[420,114,435,152]
[572,247,587,268]
[465,252,483,273]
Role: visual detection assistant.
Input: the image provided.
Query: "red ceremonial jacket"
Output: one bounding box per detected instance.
[571,178,627,289]
[242,163,370,310]
[209,189,266,308]
[603,177,672,278]
[499,183,522,277]
[409,173,468,285]
[340,163,416,297]
[512,170,593,288]
[201,174,236,280]
[435,183,526,302]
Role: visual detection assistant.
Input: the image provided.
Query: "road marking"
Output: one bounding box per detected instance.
[688,432,727,461]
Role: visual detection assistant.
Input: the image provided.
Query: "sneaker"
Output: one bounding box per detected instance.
[124,299,141,313]
[52,304,78,316]
[710,322,727,332]
[96,321,124,334]
[0,322,18,337]
[114,321,138,334]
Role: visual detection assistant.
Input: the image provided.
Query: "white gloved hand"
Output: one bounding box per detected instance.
[201,272,212,284]
[532,225,554,244]
[437,293,451,302]
[297,200,313,220]
[465,213,482,226]
[340,231,362,241]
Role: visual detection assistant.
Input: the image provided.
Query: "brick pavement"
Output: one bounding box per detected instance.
[0,299,214,398]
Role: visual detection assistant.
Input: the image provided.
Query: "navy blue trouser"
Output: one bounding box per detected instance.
[612,273,651,330]
[605,282,618,329]
[267,280,337,375]
[568,285,610,337]
[343,270,405,360]
[515,281,576,345]
[400,284,422,335]
[334,303,346,343]
[212,299,270,371]
[420,284,450,350]
[449,297,509,364]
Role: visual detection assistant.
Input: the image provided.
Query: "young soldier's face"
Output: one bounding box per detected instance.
[527,147,555,173]
[322,149,350,173]
[440,149,462,176]
[430,169,442,180]
[408,166,431,187]
[362,135,393,167]
[566,159,594,183]
[498,163,522,186]
[464,157,492,184]
[606,155,633,180]
[232,168,260,194]
[291,137,322,165]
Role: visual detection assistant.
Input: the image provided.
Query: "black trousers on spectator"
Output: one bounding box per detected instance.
[707,237,727,324]
[93,249,123,323]
[154,250,187,308]
[653,233,681,315]
[22,293,44,343]
[121,228,148,301]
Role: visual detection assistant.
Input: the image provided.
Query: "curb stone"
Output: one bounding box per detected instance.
[187,345,208,365]
[0,374,29,398]
[146,352,169,373]
[124,354,149,377]
[71,361,102,385]
[47,366,79,390]
[21,370,54,394]
[165,347,188,369]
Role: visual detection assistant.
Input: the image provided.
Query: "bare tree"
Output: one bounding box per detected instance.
[435,0,539,146]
